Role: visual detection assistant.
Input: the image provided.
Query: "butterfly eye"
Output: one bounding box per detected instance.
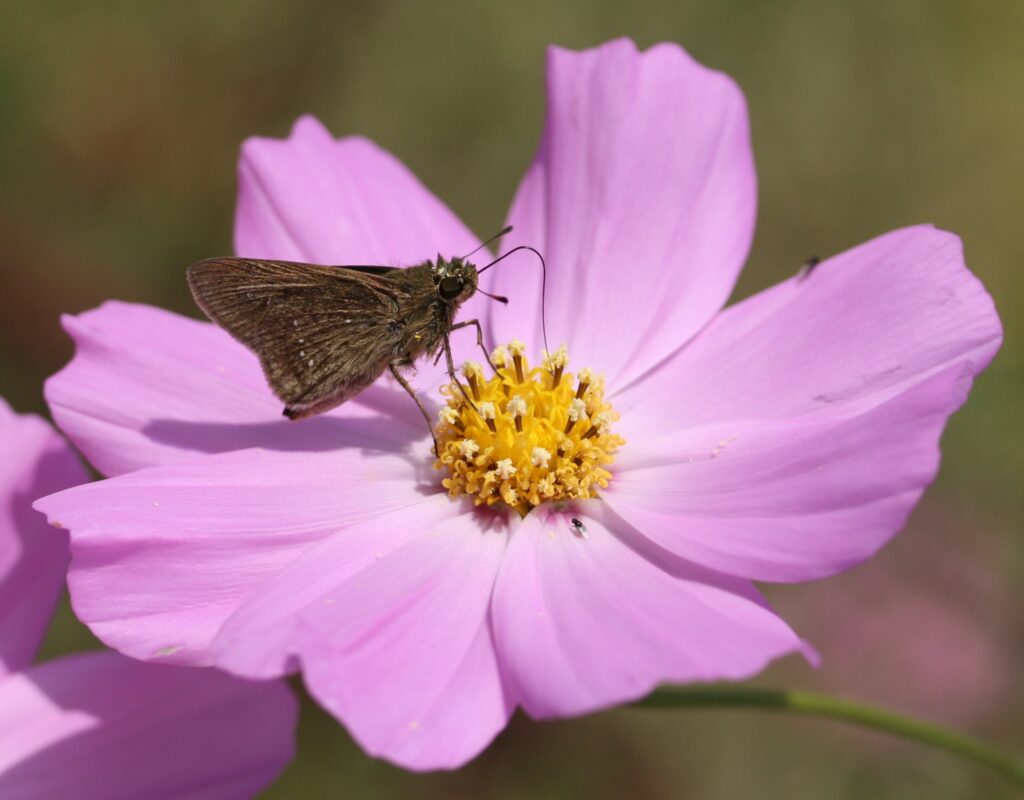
[438,276,463,300]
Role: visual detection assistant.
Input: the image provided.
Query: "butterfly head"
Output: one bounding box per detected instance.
[433,256,478,305]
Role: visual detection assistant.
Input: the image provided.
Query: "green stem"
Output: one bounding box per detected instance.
[636,685,1024,787]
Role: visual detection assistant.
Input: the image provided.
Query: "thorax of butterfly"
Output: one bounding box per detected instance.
[187,254,479,421]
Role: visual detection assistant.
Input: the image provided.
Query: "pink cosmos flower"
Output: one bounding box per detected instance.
[35,39,1001,771]
[0,398,297,797]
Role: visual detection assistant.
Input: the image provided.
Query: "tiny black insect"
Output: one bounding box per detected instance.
[570,517,588,538]
[187,226,546,451]
[797,255,821,281]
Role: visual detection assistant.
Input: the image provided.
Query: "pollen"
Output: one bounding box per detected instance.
[436,342,625,515]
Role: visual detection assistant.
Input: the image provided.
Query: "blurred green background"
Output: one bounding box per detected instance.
[2,1,1021,798]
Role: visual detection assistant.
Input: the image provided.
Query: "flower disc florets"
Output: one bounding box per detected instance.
[436,341,624,515]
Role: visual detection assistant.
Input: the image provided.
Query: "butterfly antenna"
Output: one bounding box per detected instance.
[461,226,513,260]
[478,245,550,357]
[478,288,509,304]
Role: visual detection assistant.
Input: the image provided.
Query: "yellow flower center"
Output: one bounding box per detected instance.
[435,340,625,516]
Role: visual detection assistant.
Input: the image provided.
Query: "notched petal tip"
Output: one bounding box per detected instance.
[496,34,757,392]
[239,113,331,161]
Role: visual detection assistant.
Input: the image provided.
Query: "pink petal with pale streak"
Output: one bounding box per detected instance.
[289,499,511,770]
[614,226,1000,436]
[46,301,428,477]
[481,39,756,392]
[0,400,87,679]
[606,366,976,583]
[491,501,806,719]
[605,227,1002,582]
[0,651,296,799]
[210,494,494,677]
[235,114,481,266]
[33,447,426,666]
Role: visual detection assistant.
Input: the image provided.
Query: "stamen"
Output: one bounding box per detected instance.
[462,361,484,401]
[439,405,464,431]
[436,342,624,515]
[576,367,594,398]
[508,339,527,384]
[477,401,497,432]
[491,344,509,369]
[507,394,527,432]
[564,398,587,434]
[493,458,516,480]
[543,345,569,389]
[583,411,612,439]
[530,447,551,468]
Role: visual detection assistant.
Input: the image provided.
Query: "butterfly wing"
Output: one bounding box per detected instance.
[187,258,405,419]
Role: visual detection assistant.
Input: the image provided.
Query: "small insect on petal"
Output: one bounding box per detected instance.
[797,255,821,281]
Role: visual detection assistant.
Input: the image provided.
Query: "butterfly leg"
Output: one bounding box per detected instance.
[388,361,439,457]
[447,319,500,375]
[440,333,480,411]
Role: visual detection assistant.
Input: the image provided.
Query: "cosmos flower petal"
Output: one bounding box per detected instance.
[614,226,1001,437]
[491,502,805,718]
[484,39,756,392]
[605,227,1002,582]
[236,114,482,266]
[46,301,425,476]
[292,499,512,771]
[607,364,980,582]
[209,493,484,679]
[33,447,424,666]
[0,401,87,679]
[0,651,296,799]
